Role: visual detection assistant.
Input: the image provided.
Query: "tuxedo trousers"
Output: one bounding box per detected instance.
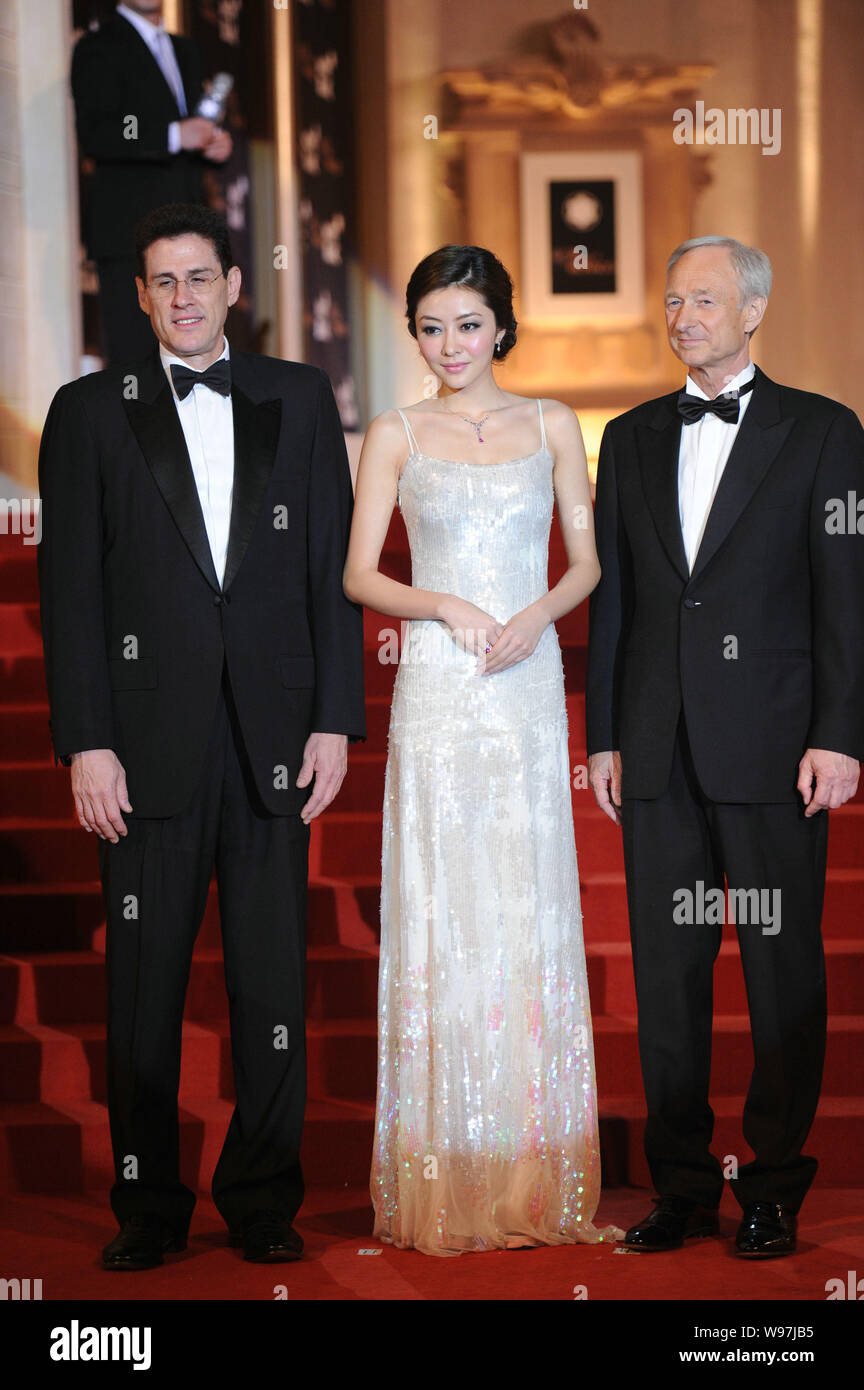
[98,660,311,1236]
[620,714,828,1212]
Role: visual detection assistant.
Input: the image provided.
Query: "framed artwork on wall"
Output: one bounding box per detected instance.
[519,150,645,322]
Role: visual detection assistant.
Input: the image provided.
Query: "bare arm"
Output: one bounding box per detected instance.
[343,411,450,620]
[540,400,601,619]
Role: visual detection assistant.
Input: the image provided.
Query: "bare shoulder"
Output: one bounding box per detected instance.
[540,398,586,450]
[540,397,582,426]
[363,408,410,447]
[357,410,412,487]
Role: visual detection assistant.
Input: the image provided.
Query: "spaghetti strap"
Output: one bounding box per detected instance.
[536,397,547,451]
[396,408,421,457]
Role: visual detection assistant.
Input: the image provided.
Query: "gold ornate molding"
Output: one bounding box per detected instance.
[441,12,713,125]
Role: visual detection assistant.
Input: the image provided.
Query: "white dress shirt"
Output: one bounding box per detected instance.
[160,338,234,587]
[116,3,187,152]
[677,361,756,572]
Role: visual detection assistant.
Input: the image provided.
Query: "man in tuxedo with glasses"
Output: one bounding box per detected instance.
[587,236,864,1259]
[37,202,366,1268]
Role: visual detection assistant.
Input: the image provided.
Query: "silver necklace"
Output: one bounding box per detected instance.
[455,412,489,443]
[440,400,509,444]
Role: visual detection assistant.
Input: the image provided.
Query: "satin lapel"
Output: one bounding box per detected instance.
[122,354,221,593]
[221,383,282,595]
[689,368,794,583]
[636,394,689,583]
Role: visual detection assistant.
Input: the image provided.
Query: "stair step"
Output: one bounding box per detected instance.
[2,934,861,1043]
[0,874,379,955]
[0,704,54,760]
[587,938,864,1015]
[0,1095,377,1192]
[2,1093,863,1193]
[577,869,864,941]
[0,1016,380,1105]
[0,944,380,1026]
[1,1011,861,1105]
[601,1095,864,1192]
[0,555,39,603]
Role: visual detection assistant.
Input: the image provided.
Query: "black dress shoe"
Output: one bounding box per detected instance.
[735,1202,797,1258]
[618,1196,719,1252]
[231,1210,304,1263]
[102,1214,186,1271]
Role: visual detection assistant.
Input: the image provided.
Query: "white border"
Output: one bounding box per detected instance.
[519,150,645,323]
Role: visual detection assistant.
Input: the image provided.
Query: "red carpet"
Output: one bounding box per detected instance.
[1,509,862,1305]
[2,1185,863,1301]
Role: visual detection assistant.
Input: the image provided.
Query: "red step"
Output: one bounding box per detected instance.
[3,1011,861,1107]
[0,944,379,1028]
[2,1093,861,1194]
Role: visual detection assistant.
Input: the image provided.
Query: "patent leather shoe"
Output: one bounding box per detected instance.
[618,1196,719,1252]
[735,1202,797,1258]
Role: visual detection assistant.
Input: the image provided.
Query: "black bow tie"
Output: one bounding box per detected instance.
[677,377,755,424]
[169,359,232,400]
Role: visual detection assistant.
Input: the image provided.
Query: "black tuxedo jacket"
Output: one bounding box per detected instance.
[586,366,864,802]
[72,13,205,260]
[37,349,366,818]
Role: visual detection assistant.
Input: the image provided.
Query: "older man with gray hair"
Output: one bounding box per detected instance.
[586,235,864,1257]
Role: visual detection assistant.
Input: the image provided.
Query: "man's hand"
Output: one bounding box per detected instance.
[70,749,132,842]
[202,128,232,163]
[296,732,349,823]
[798,748,860,816]
[177,116,216,151]
[588,750,623,826]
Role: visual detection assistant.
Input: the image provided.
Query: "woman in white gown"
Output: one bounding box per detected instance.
[343,246,622,1256]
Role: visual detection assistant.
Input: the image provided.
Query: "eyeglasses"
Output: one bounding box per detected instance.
[146,271,226,298]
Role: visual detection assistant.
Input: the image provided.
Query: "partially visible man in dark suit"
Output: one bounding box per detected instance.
[37,202,365,1269]
[586,236,864,1258]
[72,1,232,362]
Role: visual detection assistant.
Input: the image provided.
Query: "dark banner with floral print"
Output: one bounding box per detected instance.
[293,0,359,428]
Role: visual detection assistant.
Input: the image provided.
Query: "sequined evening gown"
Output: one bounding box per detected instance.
[370,398,621,1257]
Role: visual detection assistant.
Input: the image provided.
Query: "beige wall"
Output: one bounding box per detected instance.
[0,0,79,494]
[354,0,864,423]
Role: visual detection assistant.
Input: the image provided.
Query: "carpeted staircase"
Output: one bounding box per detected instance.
[1,509,862,1203]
